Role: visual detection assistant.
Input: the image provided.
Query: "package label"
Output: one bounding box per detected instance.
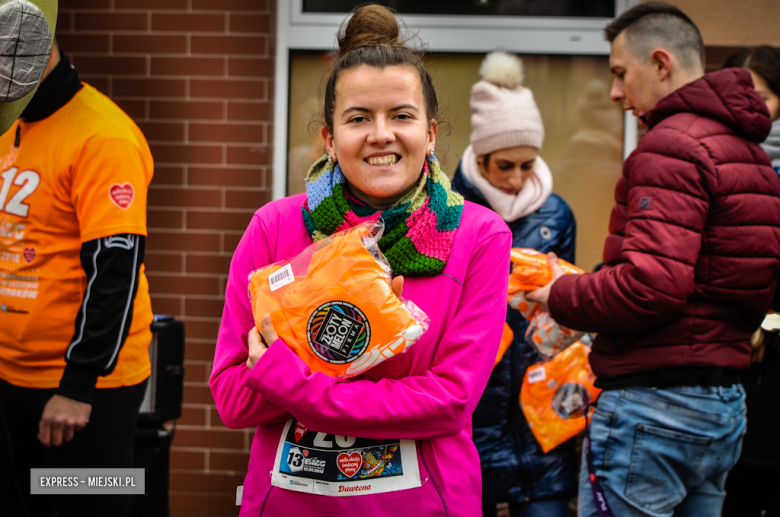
[269,264,294,291]
[271,419,420,496]
[527,366,547,384]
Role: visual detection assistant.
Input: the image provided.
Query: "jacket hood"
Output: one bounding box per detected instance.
[648,68,772,143]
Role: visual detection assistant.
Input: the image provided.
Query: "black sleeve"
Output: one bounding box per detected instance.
[57,234,146,405]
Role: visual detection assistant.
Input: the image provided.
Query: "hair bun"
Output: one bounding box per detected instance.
[338,4,402,55]
[479,51,524,89]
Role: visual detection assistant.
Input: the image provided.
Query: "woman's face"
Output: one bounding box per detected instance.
[750,70,780,120]
[478,146,539,195]
[323,65,437,209]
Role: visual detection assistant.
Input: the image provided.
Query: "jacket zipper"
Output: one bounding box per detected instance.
[14,123,21,148]
[418,441,449,517]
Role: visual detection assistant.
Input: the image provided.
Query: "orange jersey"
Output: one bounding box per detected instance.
[0,83,153,389]
[249,224,427,379]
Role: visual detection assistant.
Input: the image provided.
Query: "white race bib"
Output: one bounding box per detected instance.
[271,419,421,496]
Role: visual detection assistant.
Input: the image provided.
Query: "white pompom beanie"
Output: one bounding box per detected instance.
[470,51,545,155]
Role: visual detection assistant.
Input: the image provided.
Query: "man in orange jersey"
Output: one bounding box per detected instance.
[0,39,153,517]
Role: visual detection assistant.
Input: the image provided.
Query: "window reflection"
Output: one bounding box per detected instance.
[549,79,624,272]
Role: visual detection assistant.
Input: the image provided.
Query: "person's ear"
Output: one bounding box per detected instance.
[321,126,335,162]
[651,49,672,82]
[427,119,438,154]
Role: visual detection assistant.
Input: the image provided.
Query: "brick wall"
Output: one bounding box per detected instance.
[56,1,275,515]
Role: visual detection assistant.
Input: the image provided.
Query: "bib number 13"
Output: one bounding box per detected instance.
[0,167,40,218]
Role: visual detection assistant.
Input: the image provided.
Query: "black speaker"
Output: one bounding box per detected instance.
[138,315,184,424]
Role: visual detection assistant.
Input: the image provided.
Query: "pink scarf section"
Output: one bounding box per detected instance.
[461,145,553,223]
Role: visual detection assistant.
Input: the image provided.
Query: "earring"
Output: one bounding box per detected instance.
[327,155,332,162]
[428,149,437,161]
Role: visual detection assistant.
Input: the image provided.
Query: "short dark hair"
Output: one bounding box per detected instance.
[604,1,704,72]
[723,45,780,100]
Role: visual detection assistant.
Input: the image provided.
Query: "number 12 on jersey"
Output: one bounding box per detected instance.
[0,167,41,218]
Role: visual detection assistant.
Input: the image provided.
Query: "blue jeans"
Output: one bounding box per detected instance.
[578,385,746,517]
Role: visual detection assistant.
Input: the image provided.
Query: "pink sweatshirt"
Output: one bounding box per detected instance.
[210,194,511,516]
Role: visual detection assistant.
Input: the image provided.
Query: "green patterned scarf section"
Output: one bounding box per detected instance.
[302,155,464,276]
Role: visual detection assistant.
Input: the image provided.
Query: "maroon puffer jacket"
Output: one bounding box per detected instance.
[549,68,780,379]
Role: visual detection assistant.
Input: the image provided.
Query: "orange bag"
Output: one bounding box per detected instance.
[520,342,601,453]
[525,308,584,360]
[494,322,514,366]
[507,249,584,359]
[508,248,584,294]
[249,222,429,379]
[508,281,584,361]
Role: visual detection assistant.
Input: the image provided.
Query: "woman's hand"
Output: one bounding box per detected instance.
[525,253,565,312]
[392,275,404,298]
[246,314,279,370]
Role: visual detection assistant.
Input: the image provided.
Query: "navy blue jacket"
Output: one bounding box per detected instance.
[452,162,578,504]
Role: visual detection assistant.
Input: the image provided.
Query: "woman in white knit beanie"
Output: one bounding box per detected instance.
[451,51,578,517]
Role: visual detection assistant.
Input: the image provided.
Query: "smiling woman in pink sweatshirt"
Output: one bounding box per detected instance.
[209,5,511,516]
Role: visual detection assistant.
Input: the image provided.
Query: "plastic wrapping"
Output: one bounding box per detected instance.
[520,342,601,453]
[525,312,585,361]
[248,221,430,379]
[507,250,585,360]
[508,286,584,361]
[508,248,584,294]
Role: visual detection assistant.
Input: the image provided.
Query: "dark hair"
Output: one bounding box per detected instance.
[604,1,704,72]
[723,45,780,99]
[321,4,439,133]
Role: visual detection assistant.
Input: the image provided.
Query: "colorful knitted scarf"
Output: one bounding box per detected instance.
[302,154,464,276]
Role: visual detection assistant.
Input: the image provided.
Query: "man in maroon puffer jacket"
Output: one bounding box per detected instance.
[529,3,780,517]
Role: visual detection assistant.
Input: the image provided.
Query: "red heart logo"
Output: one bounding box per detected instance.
[336,451,362,479]
[23,247,36,263]
[109,183,135,210]
[302,449,309,457]
[294,422,307,443]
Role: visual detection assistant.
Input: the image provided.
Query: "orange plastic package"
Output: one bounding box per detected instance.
[494,322,514,366]
[520,342,601,452]
[508,248,585,295]
[248,222,429,379]
[508,283,584,361]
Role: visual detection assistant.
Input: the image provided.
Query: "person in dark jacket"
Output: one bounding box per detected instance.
[721,45,780,517]
[527,3,780,517]
[452,51,577,517]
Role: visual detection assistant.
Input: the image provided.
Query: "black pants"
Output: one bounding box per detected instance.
[0,378,147,517]
[482,497,572,517]
[723,462,780,517]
